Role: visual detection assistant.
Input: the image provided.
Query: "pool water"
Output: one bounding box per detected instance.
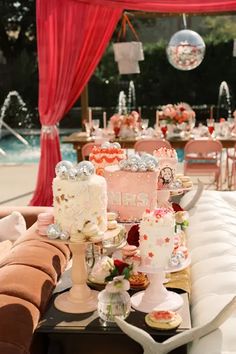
[0,132,184,164]
[0,134,77,164]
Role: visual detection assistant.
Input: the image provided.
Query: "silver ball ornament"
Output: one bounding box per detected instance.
[60,230,70,241]
[112,142,121,149]
[130,164,139,172]
[119,159,128,170]
[129,155,141,164]
[76,161,95,180]
[166,29,206,71]
[55,161,74,179]
[47,224,61,239]
[138,163,147,172]
[101,142,111,149]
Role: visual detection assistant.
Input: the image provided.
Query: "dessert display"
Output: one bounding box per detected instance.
[89,142,126,176]
[154,147,178,188]
[51,160,107,242]
[145,310,182,330]
[139,208,175,270]
[104,154,159,222]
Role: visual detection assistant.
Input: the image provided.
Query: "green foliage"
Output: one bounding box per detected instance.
[93,40,236,113]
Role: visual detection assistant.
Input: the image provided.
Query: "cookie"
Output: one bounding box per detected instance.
[145,310,182,330]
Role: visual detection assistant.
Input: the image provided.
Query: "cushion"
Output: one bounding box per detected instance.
[0,240,12,262]
[0,212,26,242]
[0,294,40,354]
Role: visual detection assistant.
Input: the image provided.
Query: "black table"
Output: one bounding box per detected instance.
[32,292,191,354]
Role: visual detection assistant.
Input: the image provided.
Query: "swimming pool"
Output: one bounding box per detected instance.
[0,130,184,164]
[0,131,77,164]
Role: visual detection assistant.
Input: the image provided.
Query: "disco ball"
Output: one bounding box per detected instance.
[166,29,206,71]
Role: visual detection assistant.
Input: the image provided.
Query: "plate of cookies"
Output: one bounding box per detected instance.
[145,310,182,331]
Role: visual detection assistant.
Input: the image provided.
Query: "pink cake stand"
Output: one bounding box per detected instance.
[53,227,122,314]
[131,266,183,313]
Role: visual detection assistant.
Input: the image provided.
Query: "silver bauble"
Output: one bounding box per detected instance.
[76,161,95,180]
[166,29,205,71]
[101,142,111,149]
[129,155,141,164]
[130,164,139,172]
[47,224,61,239]
[60,230,70,241]
[138,163,147,172]
[119,159,128,170]
[55,160,73,179]
[112,142,121,149]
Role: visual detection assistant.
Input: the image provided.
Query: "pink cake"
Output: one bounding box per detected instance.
[89,142,126,176]
[153,147,178,189]
[104,166,158,222]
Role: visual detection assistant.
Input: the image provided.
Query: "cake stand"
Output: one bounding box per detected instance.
[52,226,122,314]
[131,266,183,313]
[156,186,192,208]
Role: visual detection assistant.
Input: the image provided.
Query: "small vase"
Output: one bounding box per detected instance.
[97,276,131,326]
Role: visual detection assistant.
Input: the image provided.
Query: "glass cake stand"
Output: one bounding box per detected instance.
[48,226,123,314]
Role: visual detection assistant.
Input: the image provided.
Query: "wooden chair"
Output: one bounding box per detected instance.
[134,139,171,154]
[184,140,223,190]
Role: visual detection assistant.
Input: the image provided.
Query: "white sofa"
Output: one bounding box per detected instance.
[181,190,236,354]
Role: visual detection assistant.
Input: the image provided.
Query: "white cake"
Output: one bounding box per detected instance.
[53,163,107,242]
[139,208,175,270]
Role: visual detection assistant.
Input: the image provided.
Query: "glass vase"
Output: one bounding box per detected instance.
[97,289,131,326]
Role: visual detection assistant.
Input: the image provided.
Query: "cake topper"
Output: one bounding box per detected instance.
[119,153,158,172]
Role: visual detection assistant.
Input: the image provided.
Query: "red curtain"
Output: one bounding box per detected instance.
[30,0,122,206]
[76,0,236,12]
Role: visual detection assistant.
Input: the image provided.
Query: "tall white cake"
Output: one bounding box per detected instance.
[139,208,175,270]
[53,161,107,242]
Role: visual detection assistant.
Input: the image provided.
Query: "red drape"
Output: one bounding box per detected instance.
[76,0,236,12]
[30,0,122,206]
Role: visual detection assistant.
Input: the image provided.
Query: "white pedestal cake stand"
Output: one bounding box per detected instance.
[131,266,183,313]
[131,185,191,313]
[53,227,122,314]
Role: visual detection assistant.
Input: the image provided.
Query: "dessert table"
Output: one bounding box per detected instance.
[34,292,191,354]
[62,133,236,162]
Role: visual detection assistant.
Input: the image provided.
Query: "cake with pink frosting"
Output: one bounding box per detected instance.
[104,154,159,222]
[139,208,175,270]
[89,142,126,176]
[153,147,178,189]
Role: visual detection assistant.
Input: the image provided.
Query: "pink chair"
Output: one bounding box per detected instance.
[81,142,101,160]
[184,140,223,190]
[134,139,172,154]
